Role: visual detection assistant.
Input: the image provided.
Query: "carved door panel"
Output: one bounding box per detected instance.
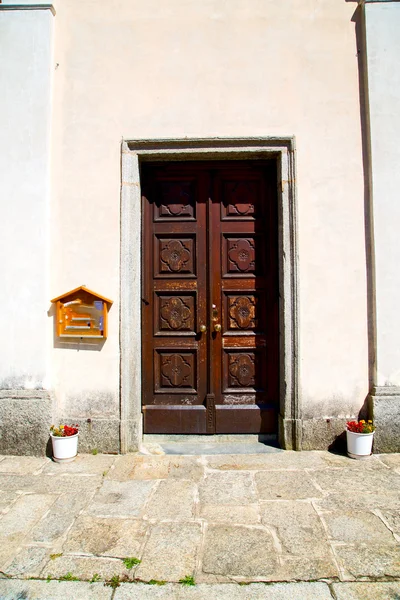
[141,166,209,433]
[141,162,278,434]
[210,164,279,433]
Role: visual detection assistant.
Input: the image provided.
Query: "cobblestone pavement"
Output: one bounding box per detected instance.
[0,451,399,599]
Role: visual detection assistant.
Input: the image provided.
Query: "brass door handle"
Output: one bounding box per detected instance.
[199,324,207,333]
[213,323,222,333]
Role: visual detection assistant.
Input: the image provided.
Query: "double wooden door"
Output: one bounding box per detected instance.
[141,161,279,434]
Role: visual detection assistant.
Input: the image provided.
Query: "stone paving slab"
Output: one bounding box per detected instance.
[313,491,400,511]
[332,581,400,599]
[1,580,400,600]
[64,515,147,557]
[135,522,202,582]
[0,456,48,475]
[310,467,400,494]
[276,554,338,581]
[255,470,322,499]
[0,473,104,494]
[0,451,400,589]
[322,510,396,544]
[376,454,400,469]
[0,493,57,568]
[144,479,197,520]
[199,504,260,524]
[202,524,278,578]
[0,580,112,599]
[378,509,400,533]
[107,455,205,482]
[199,471,256,505]
[42,554,133,581]
[4,545,50,578]
[205,451,328,471]
[42,454,116,475]
[30,490,95,544]
[260,500,330,557]
[334,544,400,579]
[0,490,18,512]
[115,581,334,599]
[86,479,156,518]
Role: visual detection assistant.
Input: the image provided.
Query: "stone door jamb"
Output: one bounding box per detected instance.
[120,138,300,452]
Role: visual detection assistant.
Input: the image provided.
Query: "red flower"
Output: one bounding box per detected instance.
[63,424,79,436]
[346,420,375,434]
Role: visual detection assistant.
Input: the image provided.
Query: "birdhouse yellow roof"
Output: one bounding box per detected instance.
[51,285,113,307]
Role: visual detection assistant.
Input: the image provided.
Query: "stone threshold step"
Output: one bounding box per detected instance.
[143,434,278,444]
[142,434,281,455]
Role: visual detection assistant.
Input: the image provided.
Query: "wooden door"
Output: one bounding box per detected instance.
[141,161,278,434]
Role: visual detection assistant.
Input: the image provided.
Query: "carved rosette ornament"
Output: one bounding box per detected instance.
[229,296,256,329]
[229,353,255,387]
[228,239,255,273]
[161,354,192,387]
[160,297,192,330]
[160,240,191,272]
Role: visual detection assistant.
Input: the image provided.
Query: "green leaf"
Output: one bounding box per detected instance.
[123,557,141,569]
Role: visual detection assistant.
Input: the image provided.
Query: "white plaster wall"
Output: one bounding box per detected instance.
[365,2,400,387]
[50,0,368,420]
[0,7,54,390]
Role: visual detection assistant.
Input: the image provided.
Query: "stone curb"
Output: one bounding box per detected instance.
[1,580,400,599]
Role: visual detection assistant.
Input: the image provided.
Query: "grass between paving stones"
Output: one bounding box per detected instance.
[49,553,63,560]
[105,575,122,589]
[43,555,141,586]
[123,557,141,569]
[19,561,196,588]
[179,575,196,586]
[58,572,80,581]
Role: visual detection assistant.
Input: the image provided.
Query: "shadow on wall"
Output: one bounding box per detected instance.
[351,3,376,392]
[45,436,52,458]
[326,3,376,457]
[328,395,370,454]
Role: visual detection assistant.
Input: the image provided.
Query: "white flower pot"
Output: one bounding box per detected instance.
[346,429,374,460]
[51,433,79,463]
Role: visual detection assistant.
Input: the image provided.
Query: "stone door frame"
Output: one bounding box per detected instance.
[120,138,300,452]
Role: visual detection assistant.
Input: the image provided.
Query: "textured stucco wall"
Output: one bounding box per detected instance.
[0,7,54,391]
[365,1,400,387]
[49,0,368,446]
[363,1,400,452]
[1,0,370,451]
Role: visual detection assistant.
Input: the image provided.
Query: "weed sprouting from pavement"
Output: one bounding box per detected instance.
[123,557,141,569]
[179,575,195,586]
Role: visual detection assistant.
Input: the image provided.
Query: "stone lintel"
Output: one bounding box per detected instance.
[0,5,55,15]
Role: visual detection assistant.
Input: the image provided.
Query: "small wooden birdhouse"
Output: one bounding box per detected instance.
[51,286,113,339]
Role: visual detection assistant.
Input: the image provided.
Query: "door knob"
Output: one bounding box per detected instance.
[214,323,222,333]
[199,324,207,333]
